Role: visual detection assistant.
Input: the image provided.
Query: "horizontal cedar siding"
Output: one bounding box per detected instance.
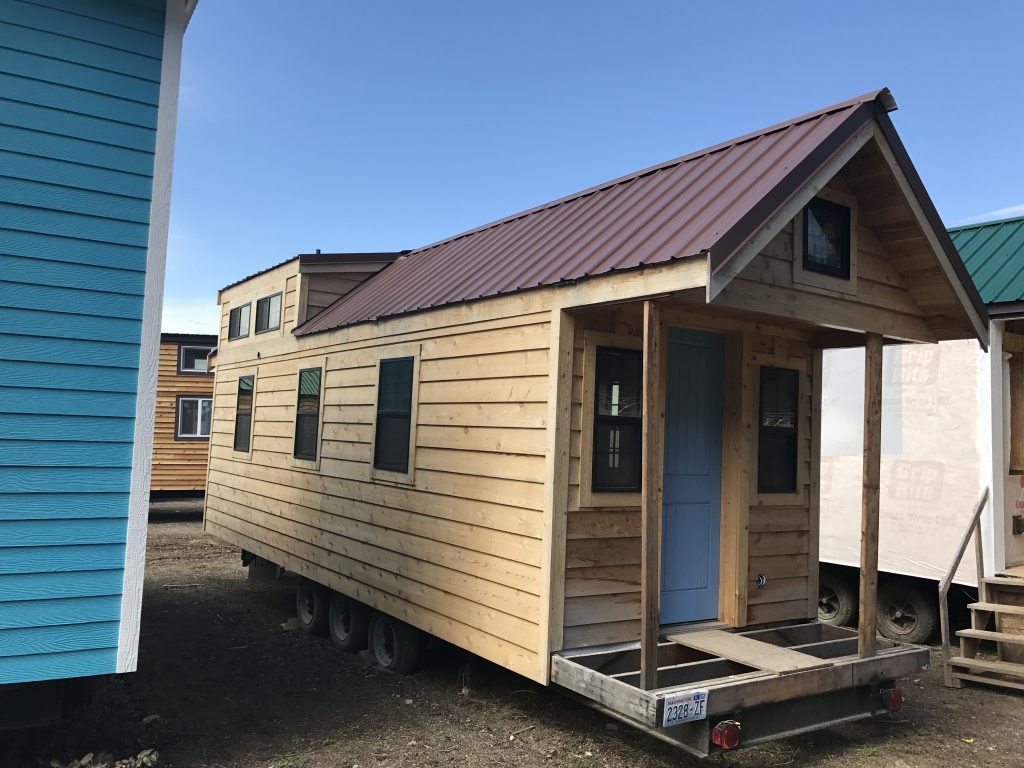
[151,343,214,491]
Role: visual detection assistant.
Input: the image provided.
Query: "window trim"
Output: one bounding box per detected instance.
[177,344,214,375]
[174,394,213,441]
[792,187,858,296]
[801,197,851,280]
[750,354,808,507]
[233,373,256,454]
[255,292,283,335]
[370,345,420,485]
[228,302,252,340]
[591,346,643,494]
[579,330,643,509]
[292,365,324,465]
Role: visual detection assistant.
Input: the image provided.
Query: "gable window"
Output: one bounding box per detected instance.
[179,345,213,374]
[757,366,799,493]
[293,368,322,461]
[176,396,212,439]
[228,303,251,340]
[592,347,642,493]
[233,375,254,452]
[373,357,414,473]
[803,197,851,279]
[255,293,282,334]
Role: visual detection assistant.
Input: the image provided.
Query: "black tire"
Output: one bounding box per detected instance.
[295,578,329,635]
[369,613,422,674]
[329,592,370,652]
[877,581,937,644]
[818,572,856,627]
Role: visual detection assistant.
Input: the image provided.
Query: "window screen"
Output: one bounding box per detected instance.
[592,347,642,492]
[757,367,800,493]
[293,367,322,460]
[373,357,414,473]
[233,375,254,452]
[255,293,282,334]
[228,303,251,340]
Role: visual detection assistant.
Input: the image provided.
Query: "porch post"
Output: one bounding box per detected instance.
[858,332,883,658]
[640,300,666,690]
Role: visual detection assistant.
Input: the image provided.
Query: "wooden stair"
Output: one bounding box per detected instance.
[949,575,1024,691]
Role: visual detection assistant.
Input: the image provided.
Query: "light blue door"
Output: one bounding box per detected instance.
[660,328,724,624]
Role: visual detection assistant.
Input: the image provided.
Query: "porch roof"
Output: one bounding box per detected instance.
[297,89,952,337]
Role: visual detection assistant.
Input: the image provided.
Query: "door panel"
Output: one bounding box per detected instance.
[660,328,724,624]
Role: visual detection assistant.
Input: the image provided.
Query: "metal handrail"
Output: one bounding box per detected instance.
[939,487,989,687]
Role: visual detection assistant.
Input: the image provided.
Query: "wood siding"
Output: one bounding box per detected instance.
[151,341,214,491]
[206,290,556,682]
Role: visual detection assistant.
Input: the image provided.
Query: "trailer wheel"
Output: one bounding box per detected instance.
[328,592,369,652]
[818,573,856,627]
[295,578,329,635]
[877,582,937,644]
[369,613,421,674]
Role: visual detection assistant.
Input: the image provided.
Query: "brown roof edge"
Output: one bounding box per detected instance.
[160,332,218,345]
[218,251,406,297]
[873,111,990,331]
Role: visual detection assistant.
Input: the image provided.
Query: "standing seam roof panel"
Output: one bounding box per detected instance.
[950,217,1024,305]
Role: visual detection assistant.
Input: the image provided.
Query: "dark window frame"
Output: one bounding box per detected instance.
[233,375,254,453]
[802,197,851,280]
[174,394,213,441]
[177,344,214,375]
[293,367,322,461]
[591,346,643,494]
[373,357,415,474]
[228,303,251,340]
[757,366,800,494]
[255,292,283,335]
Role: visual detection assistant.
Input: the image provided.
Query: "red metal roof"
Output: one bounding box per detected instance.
[296,90,896,336]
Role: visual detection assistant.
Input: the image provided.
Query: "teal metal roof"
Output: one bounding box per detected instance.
[949,215,1024,306]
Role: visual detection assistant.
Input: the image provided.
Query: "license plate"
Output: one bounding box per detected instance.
[662,689,709,727]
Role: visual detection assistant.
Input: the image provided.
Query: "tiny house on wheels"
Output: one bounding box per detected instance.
[0,0,194,727]
[150,332,217,495]
[205,89,987,756]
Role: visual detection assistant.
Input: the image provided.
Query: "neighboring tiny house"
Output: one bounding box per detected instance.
[150,332,217,495]
[205,90,988,755]
[0,0,194,722]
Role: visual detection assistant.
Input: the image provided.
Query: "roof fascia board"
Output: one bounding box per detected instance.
[706,119,875,302]
[987,301,1024,320]
[298,262,395,275]
[870,118,990,349]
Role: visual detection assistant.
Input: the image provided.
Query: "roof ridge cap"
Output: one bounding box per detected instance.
[949,213,1024,232]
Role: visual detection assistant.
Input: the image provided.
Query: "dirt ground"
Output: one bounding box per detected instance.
[6,516,1024,768]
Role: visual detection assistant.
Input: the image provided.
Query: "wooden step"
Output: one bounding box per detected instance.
[951,672,1024,692]
[982,576,1024,588]
[956,628,1024,645]
[948,656,1024,678]
[968,602,1024,615]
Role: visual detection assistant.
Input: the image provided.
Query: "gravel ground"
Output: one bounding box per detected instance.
[5,516,1024,768]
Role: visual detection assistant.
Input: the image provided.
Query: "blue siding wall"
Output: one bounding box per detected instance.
[0,0,165,684]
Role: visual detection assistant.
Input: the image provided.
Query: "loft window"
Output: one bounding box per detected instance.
[176,396,212,439]
[233,375,254,452]
[592,347,642,493]
[293,367,322,461]
[179,345,213,374]
[255,293,282,334]
[803,197,851,279]
[373,357,414,473]
[758,367,799,493]
[228,303,251,340]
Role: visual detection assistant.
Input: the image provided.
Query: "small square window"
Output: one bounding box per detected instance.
[176,396,212,439]
[591,347,642,493]
[803,198,851,279]
[228,303,251,340]
[255,293,282,334]
[757,367,799,493]
[179,345,213,374]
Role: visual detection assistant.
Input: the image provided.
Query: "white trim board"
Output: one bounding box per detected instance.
[117,0,190,673]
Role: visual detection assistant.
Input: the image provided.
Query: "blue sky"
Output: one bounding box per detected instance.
[163,1,1024,332]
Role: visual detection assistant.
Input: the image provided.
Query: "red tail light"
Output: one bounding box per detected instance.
[711,720,742,750]
[881,687,904,711]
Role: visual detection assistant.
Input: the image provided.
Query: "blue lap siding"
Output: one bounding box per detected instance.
[0,0,165,685]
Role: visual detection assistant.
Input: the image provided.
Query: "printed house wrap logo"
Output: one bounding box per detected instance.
[889,346,941,386]
[889,460,944,502]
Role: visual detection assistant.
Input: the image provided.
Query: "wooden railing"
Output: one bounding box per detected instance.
[939,487,990,687]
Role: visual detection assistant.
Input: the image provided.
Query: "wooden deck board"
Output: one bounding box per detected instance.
[666,629,834,674]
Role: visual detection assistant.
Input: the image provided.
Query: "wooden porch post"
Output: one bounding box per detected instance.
[640,301,666,690]
[858,333,883,658]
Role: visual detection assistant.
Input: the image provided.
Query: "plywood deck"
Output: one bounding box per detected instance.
[666,628,833,674]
